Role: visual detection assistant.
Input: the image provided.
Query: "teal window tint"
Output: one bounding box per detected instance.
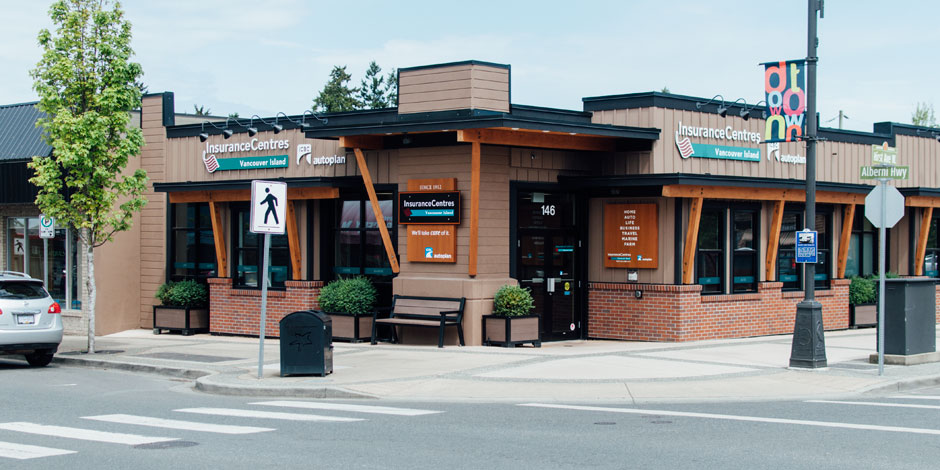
[847,212,879,277]
[732,209,758,293]
[169,203,216,282]
[333,191,395,305]
[696,209,724,294]
[924,214,939,277]
[231,204,290,289]
[777,211,802,290]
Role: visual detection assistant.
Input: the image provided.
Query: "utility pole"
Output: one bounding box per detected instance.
[790,0,828,368]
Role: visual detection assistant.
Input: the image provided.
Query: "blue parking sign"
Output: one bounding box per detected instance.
[795,229,817,264]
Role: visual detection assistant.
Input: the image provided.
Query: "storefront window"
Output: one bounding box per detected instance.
[335,194,393,276]
[696,208,724,294]
[925,214,939,278]
[169,203,216,282]
[777,211,802,290]
[231,204,290,289]
[814,212,831,289]
[844,213,878,278]
[6,217,80,310]
[732,209,758,293]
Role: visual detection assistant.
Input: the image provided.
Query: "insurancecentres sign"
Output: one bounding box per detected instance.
[203,152,288,173]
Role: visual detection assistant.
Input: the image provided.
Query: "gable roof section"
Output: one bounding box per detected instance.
[0,102,52,161]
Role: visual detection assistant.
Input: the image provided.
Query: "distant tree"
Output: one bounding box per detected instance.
[29,0,148,354]
[228,112,239,118]
[193,104,211,116]
[135,79,148,95]
[660,86,671,94]
[312,65,361,113]
[913,102,938,128]
[358,61,388,109]
[385,69,398,107]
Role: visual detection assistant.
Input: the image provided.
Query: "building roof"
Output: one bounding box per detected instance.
[0,102,52,161]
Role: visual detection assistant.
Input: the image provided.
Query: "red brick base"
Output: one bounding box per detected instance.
[588,279,850,342]
[207,278,323,337]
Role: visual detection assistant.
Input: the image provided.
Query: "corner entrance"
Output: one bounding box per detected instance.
[514,189,582,341]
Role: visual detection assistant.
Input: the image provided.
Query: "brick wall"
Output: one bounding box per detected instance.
[208,278,323,337]
[588,279,851,342]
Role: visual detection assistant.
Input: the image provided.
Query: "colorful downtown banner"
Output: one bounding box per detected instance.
[763,59,806,143]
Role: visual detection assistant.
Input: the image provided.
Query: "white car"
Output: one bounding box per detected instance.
[0,271,62,367]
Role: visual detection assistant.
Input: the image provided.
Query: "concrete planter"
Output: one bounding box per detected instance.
[482,314,541,348]
[850,303,877,328]
[325,312,373,343]
[153,306,209,336]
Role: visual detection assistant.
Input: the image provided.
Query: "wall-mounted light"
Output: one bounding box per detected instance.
[198,122,209,142]
[401,134,412,145]
[695,94,725,113]
[723,98,747,118]
[301,110,328,129]
[222,128,233,139]
[742,100,767,121]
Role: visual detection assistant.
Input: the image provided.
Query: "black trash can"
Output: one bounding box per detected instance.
[279,310,333,377]
[882,278,937,356]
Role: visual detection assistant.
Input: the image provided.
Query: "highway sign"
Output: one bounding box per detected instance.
[860,166,909,180]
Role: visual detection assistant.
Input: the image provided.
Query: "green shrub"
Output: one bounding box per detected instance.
[848,276,876,305]
[492,284,535,317]
[155,280,208,308]
[318,277,377,315]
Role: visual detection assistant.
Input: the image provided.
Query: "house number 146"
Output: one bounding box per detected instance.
[541,205,556,216]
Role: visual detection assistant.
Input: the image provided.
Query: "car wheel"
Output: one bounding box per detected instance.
[25,350,55,367]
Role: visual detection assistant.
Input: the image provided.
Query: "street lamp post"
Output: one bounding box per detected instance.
[789,0,828,368]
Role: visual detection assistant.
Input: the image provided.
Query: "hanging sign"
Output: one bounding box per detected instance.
[604,203,658,268]
[763,59,806,143]
[249,180,287,234]
[405,178,459,263]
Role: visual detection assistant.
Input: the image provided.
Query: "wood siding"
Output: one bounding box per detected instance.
[136,95,167,329]
[508,147,595,182]
[398,64,509,114]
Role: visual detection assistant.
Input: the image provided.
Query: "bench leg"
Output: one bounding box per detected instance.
[457,323,465,346]
[391,325,399,344]
[371,319,378,345]
[438,326,445,348]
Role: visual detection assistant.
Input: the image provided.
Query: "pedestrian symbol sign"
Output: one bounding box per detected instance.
[250,180,287,234]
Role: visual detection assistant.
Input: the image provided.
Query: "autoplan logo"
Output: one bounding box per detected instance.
[296,144,312,165]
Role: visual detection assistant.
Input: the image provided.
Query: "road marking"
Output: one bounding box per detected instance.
[174,408,363,422]
[889,395,940,401]
[0,441,75,460]
[519,403,940,436]
[0,422,176,445]
[807,400,940,410]
[83,414,275,435]
[250,401,442,416]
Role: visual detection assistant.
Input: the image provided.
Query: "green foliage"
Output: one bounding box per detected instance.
[848,276,876,305]
[193,104,211,116]
[227,112,239,118]
[155,280,208,308]
[312,65,361,113]
[318,277,377,315]
[912,102,938,128]
[492,284,535,317]
[358,61,388,109]
[29,0,148,249]
[385,69,398,107]
[660,86,671,94]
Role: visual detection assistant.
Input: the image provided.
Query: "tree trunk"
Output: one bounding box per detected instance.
[85,228,96,354]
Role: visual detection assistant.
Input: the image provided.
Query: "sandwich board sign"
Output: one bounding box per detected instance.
[250,180,287,235]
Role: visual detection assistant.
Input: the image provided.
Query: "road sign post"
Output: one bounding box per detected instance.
[39,215,54,288]
[249,180,287,379]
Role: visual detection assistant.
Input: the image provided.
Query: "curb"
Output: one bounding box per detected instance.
[859,374,940,395]
[53,356,211,380]
[194,374,377,400]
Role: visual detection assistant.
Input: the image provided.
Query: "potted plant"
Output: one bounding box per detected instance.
[849,276,877,328]
[317,276,377,342]
[483,284,540,347]
[153,280,209,335]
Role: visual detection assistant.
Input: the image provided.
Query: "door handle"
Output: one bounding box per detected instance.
[547,277,555,293]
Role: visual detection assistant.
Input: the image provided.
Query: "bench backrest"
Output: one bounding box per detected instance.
[390,295,465,322]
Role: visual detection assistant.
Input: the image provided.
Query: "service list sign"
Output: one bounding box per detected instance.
[604,203,658,269]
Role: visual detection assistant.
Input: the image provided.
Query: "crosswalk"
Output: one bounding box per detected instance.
[0,401,442,461]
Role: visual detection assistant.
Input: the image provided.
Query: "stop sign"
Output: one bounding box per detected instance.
[864,184,905,228]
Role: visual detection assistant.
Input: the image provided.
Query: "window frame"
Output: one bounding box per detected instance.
[168,202,216,283]
[695,206,726,295]
[230,203,292,290]
[731,207,759,293]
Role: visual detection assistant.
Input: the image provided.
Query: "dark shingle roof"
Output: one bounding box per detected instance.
[0,102,52,161]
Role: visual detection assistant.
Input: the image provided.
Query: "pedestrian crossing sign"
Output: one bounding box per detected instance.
[250,180,287,234]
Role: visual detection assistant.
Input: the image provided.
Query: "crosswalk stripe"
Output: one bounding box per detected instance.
[83,414,275,435]
[174,408,363,422]
[0,422,176,446]
[0,441,75,460]
[888,395,940,401]
[519,403,940,436]
[807,400,940,410]
[250,401,442,416]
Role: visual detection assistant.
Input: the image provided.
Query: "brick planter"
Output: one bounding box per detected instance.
[207,278,323,337]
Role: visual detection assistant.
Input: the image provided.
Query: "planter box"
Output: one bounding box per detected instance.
[482,314,541,348]
[850,303,877,328]
[325,312,373,343]
[153,306,209,336]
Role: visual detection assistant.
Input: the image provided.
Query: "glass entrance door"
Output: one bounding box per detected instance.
[515,190,580,340]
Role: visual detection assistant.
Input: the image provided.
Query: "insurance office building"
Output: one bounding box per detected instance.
[2,60,939,345]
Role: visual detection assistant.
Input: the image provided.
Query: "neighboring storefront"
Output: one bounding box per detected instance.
[4,60,940,343]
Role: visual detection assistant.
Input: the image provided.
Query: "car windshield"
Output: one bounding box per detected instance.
[0,281,48,300]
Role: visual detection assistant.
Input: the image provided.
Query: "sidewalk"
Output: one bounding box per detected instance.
[50,327,940,404]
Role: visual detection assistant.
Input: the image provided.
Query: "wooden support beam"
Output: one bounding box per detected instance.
[915,207,934,276]
[765,200,785,281]
[469,141,481,277]
[682,197,704,284]
[661,185,866,205]
[339,135,384,150]
[167,187,338,204]
[208,201,227,278]
[457,128,617,152]
[906,195,940,208]
[837,204,856,279]
[286,200,302,280]
[353,147,399,274]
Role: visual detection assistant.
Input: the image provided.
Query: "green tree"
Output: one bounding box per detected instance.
[385,68,398,107]
[358,61,388,109]
[660,86,671,94]
[29,0,147,353]
[227,112,239,118]
[312,65,361,112]
[193,104,211,116]
[913,102,938,128]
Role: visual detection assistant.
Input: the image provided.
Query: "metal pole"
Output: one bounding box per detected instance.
[258,233,271,379]
[878,179,887,375]
[43,239,48,288]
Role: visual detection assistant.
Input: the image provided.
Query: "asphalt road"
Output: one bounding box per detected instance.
[3,359,940,469]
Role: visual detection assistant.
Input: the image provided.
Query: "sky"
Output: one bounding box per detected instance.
[1,0,937,133]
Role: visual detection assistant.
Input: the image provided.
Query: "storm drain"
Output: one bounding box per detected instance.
[133,352,240,363]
